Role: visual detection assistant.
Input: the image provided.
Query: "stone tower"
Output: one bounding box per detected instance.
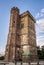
[5,7,37,62]
[5,7,20,61]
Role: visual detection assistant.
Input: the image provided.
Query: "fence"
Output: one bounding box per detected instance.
[0,61,44,65]
[14,61,44,65]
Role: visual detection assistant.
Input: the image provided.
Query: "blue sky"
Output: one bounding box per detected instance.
[0,0,44,54]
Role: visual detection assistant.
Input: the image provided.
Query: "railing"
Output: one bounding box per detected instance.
[0,61,9,65]
[0,61,44,65]
[14,61,44,65]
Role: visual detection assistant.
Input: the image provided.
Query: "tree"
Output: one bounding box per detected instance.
[0,56,4,60]
[41,48,44,59]
[37,46,44,60]
[37,49,42,59]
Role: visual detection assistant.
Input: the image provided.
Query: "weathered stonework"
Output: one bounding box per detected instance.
[5,7,37,62]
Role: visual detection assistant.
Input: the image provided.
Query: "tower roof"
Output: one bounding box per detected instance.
[11,7,19,13]
[20,11,36,23]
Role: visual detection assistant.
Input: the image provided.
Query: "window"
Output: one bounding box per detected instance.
[13,13,17,21]
[13,21,15,23]
[12,22,15,27]
[21,35,28,44]
[12,27,15,33]
[20,23,24,29]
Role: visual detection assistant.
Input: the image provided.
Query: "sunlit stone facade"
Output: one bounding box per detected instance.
[5,7,37,62]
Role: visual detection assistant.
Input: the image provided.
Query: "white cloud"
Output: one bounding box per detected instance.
[0,50,5,57]
[37,39,44,47]
[40,13,44,17]
[37,19,44,31]
[36,18,44,46]
[35,13,40,19]
[35,8,44,19]
[41,8,44,13]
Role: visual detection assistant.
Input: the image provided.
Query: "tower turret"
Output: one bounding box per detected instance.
[5,7,20,62]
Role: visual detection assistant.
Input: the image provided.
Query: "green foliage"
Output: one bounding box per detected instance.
[41,48,44,59]
[0,56,4,60]
[37,47,44,60]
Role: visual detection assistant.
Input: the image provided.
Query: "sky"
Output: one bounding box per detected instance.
[0,0,44,55]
